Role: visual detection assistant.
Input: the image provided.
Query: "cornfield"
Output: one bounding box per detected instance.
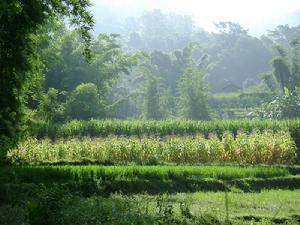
[35,119,292,139]
[10,130,296,165]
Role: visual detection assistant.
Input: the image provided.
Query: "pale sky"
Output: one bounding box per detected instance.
[91,0,300,33]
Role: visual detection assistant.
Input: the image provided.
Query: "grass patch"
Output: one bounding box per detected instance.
[0,165,291,183]
[1,165,300,195]
[1,188,299,225]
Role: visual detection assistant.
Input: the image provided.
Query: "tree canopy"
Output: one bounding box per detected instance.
[0,0,94,161]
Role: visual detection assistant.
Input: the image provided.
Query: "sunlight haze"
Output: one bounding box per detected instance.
[92,0,300,33]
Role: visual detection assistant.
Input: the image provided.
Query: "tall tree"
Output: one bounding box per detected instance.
[144,76,162,120]
[271,39,300,91]
[0,0,94,162]
[178,66,210,120]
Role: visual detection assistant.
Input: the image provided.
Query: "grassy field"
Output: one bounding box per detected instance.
[1,165,300,196]
[0,165,292,182]
[129,190,300,222]
[1,188,299,224]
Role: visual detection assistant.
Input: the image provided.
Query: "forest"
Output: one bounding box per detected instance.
[1,1,300,224]
[13,10,300,123]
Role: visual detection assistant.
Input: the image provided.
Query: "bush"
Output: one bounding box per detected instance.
[178,67,210,120]
[38,88,66,123]
[66,83,105,120]
[257,88,300,119]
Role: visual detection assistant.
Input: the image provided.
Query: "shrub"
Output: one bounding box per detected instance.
[66,83,105,120]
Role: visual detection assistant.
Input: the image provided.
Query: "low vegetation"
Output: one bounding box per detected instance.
[0,165,292,182]
[1,185,300,225]
[35,119,298,139]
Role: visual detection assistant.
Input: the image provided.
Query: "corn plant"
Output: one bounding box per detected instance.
[9,130,297,165]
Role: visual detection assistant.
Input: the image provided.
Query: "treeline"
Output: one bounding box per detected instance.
[25,19,211,122]
[22,10,300,125]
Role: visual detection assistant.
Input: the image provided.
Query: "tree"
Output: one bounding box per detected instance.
[263,25,300,49]
[40,30,138,118]
[206,22,272,92]
[160,88,176,118]
[66,83,105,120]
[259,38,300,119]
[261,73,279,93]
[38,88,65,123]
[178,66,210,120]
[271,39,300,91]
[272,57,291,90]
[258,88,300,119]
[0,0,94,162]
[126,10,195,52]
[143,76,162,120]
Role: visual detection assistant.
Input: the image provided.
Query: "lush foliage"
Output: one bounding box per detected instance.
[258,38,300,119]
[119,11,273,91]
[143,77,162,119]
[37,88,65,122]
[270,40,300,91]
[65,83,105,119]
[178,66,210,120]
[2,4,300,225]
[257,88,300,119]
[36,30,139,121]
[0,0,93,162]
[2,185,299,225]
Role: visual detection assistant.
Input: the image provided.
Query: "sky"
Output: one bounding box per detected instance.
[91,0,300,34]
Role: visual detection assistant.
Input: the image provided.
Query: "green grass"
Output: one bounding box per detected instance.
[3,165,300,195]
[131,189,300,222]
[0,166,291,186]
[0,165,294,184]
[1,164,299,224]
[2,188,299,225]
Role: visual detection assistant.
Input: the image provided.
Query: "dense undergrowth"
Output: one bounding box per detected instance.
[1,183,300,225]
